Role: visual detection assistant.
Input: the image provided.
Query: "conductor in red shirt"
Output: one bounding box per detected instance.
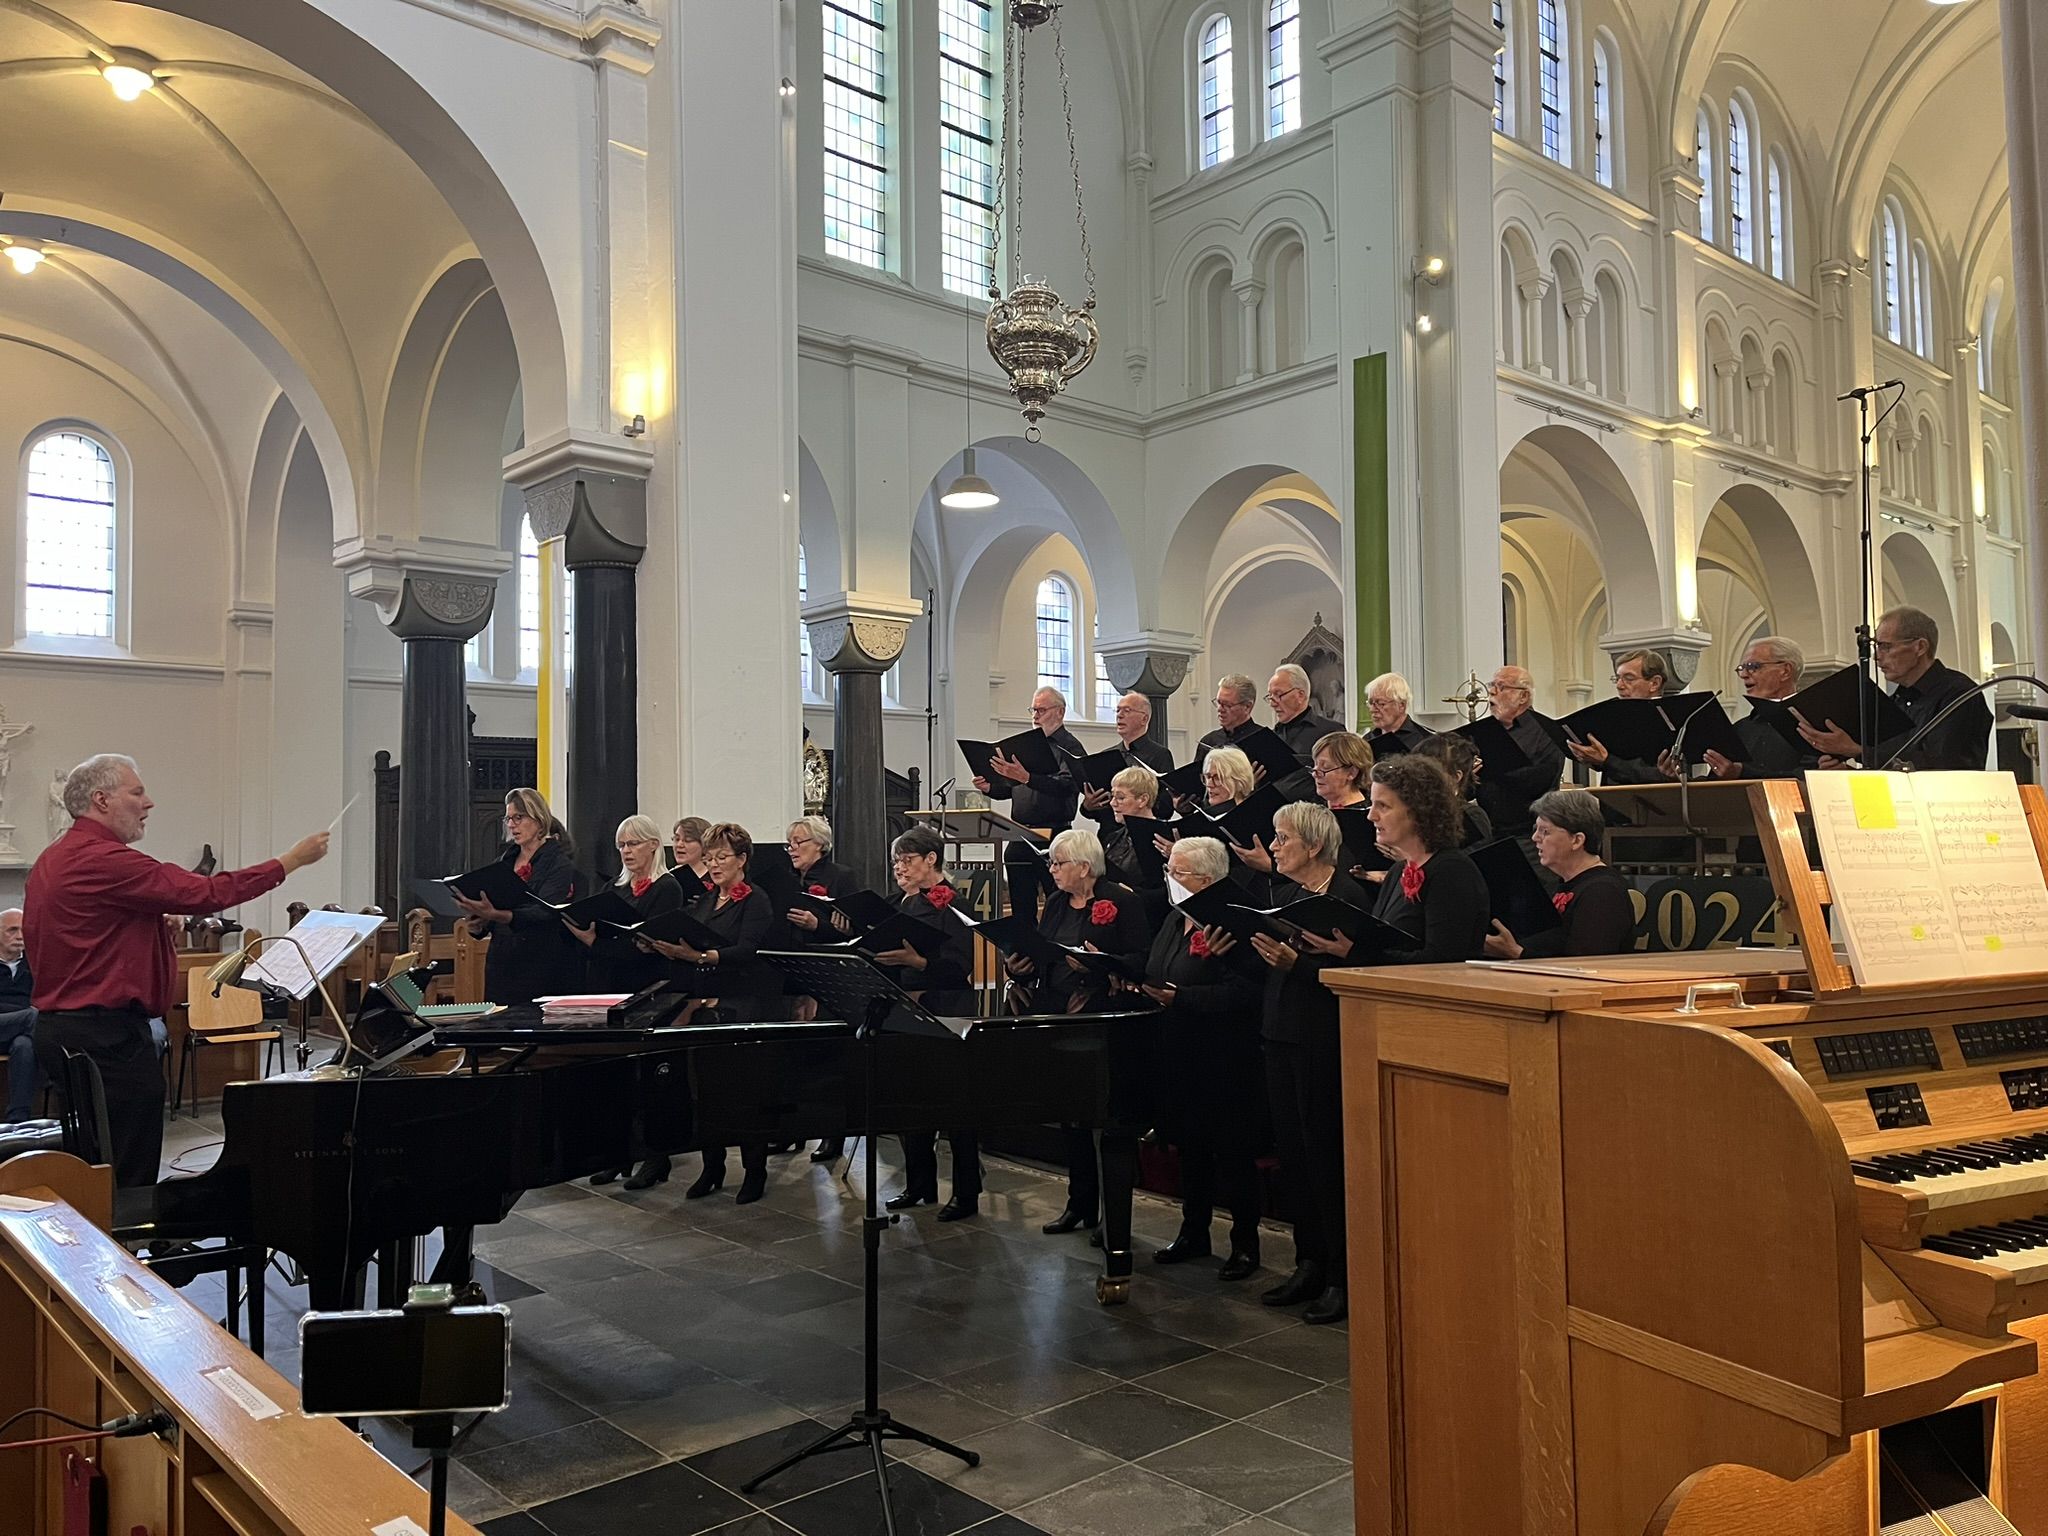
[26,754,330,1188]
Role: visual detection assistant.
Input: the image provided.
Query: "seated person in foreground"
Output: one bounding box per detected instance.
[1484,789,1637,960]
[0,908,36,1125]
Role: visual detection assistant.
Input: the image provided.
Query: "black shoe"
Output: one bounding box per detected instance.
[885,1189,936,1211]
[765,1142,797,1155]
[1218,1250,1261,1282]
[1042,1207,1097,1235]
[589,1167,622,1186]
[1303,1284,1347,1325]
[684,1163,726,1199]
[625,1156,673,1192]
[735,1170,767,1206]
[1153,1233,1213,1265]
[937,1194,979,1222]
[1261,1262,1327,1307]
[810,1140,845,1164]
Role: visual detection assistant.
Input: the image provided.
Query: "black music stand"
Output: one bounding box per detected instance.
[745,952,979,1531]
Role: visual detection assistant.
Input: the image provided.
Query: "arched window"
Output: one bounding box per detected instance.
[1035,576,1074,695]
[24,430,117,639]
[1492,0,1512,134]
[1198,16,1234,168]
[1696,107,1716,244]
[1092,612,1117,718]
[822,0,889,269]
[1265,0,1300,139]
[516,513,541,675]
[939,0,998,296]
[1880,204,1904,345]
[1911,240,1933,357]
[1726,101,1752,261]
[1536,0,1569,164]
[1591,38,1614,187]
[1501,580,1521,666]
[797,543,812,692]
[1766,152,1788,281]
[1982,292,2000,394]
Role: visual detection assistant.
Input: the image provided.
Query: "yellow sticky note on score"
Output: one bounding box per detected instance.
[1988,832,2003,847]
[1910,924,1927,941]
[1850,777,1896,831]
[1987,935,2006,953]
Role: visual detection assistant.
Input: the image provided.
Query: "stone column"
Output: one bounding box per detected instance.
[1563,294,1594,390]
[379,574,495,916]
[1746,365,1772,451]
[1233,277,1266,385]
[807,594,920,892]
[1518,275,1552,376]
[2001,0,2048,696]
[510,434,652,885]
[1101,635,1203,750]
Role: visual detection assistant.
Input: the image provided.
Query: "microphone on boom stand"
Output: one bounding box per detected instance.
[1837,380,1903,401]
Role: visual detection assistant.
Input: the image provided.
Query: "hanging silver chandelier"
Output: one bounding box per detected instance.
[985,0,1097,440]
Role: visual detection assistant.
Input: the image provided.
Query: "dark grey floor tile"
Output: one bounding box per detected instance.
[905,1420,1121,1511]
[717,1207,829,1250]
[1143,1297,1296,1351]
[882,1320,1020,1378]
[524,1461,755,1536]
[458,1378,595,1455]
[773,1462,1002,1536]
[663,1247,805,1288]
[1262,1474,1351,1536]
[480,1515,550,1536]
[1135,1354,1319,1419]
[763,1349,920,1417]
[1222,1327,1349,1384]
[472,1228,596,1271]
[814,1379,1016,1444]
[504,1247,652,1291]
[959,1519,1056,1536]
[607,1378,809,1460]
[615,1228,751,1268]
[1212,1522,1298,1536]
[1014,1465,1242,1536]
[1052,1324,1209,1380]
[463,1419,662,1508]
[722,1269,864,1317]
[532,1200,697,1250]
[475,1261,541,1303]
[937,1353,1118,1418]
[1137,1424,1346,1516]
[1030,1385,1228,1463]
[687,1418,869,1504]
[695,1518,804,1536]
[434,1457,518,1523]
[1240,1386,1350,1461]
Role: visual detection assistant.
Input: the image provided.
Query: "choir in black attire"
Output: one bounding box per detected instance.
[1484,789,1639,961]
[456,789,581,1006]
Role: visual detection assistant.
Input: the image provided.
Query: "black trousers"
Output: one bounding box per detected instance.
[37,1007,163,1189]
[1265,1035,1345,1279]
[1060,1125,1099,1219]
[1178,1130,1262,1253]
[0,1007,38,1123]
[704,1142,767,1175]
[901,1130,981,1200]
[1003,843,1051,921]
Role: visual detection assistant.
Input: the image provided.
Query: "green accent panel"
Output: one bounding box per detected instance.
[1352,353,1391,719]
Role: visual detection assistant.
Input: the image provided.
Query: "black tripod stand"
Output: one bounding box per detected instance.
[1847,379,1904,759]
[745,959,978,1532]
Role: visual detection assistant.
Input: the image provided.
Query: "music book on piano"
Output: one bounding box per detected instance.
[1805,769,2048,987]
[1450,715,1534,775]
[958,730,1064,783]
[1181,783,1288,849]
[969,913,1148,981]
[1469,837,1562,938]
[1786,662,1914,747]
[787,887,900,934]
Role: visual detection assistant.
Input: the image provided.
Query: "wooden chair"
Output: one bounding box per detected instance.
[452,922,489,1003]
[174,964,283,1118]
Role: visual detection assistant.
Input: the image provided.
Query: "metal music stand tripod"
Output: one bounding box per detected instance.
[745,951,978,1533]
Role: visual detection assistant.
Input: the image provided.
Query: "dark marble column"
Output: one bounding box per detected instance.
[811,605,914,893]
[562,489,645,885]
[1103,642,1197,751]
[386,574,495,917]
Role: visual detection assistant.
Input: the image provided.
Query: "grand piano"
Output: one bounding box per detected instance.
[139,981,1164,1312]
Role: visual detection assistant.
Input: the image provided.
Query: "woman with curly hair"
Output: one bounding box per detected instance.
[1366,755,1492,962]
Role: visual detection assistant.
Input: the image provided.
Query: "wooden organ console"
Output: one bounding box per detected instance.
[1328,778,2048,1535]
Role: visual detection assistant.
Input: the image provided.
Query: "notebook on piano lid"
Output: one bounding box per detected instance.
[1468,837,1561,939]
[958,729,1064,783]
[381,967,501,1023]
[970,913,1148,981]
[787,886,900,934]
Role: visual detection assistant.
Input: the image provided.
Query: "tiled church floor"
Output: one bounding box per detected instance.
[160,1113,1354,1536]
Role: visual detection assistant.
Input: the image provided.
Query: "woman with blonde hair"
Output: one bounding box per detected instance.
[451,787,581,1005]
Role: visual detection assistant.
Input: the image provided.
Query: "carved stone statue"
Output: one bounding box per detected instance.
[0,709,36,863]
[47,769,66,840]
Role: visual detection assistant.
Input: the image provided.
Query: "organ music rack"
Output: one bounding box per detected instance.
[1328,775,2048,1536]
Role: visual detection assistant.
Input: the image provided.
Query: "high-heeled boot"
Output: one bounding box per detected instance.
[683,1156,724,1198]
[623,1155,672,1191]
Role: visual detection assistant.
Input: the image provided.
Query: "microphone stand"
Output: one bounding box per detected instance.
[1848,381,1906,763]
[1874,674,2047,771]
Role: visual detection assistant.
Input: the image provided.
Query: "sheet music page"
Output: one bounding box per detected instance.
[245,910,385,999]
[1910,771,2048,978]
[1804,771,1959,987]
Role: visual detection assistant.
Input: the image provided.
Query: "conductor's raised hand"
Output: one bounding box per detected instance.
[280,831,331,873]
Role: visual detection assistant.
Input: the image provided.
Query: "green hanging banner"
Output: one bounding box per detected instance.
[1352,352,1391,721]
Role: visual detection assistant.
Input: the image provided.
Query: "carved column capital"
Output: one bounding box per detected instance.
[807,592,924,676]
[380,571,498,642]
[504,429,654,556]
[1601,627,1713,687]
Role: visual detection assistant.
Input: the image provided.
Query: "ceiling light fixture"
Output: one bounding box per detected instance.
[101,54,159,102]
[4,246,46,276]
[940,446,1000,510]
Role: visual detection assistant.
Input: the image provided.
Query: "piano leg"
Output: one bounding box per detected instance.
[1095,1127,1136,1305]
[307,1264,367,1312]
[376,1239,414,1309]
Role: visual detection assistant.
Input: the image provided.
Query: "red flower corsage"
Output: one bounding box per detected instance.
[702,877,716,893]
[1090,899,1119,926]
[631,877,653,898]
[727,882,752,902]
[1398,863,1426,902]
[1552,891,1576,916]
[1188,929,1212,958]
[513,861,533,882]
[808,883,829,897]
[926,884,957,910]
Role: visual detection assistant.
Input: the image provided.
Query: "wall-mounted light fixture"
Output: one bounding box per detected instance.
[779,78,796,98]
[1412,255,1448,284]
[1415,314,1435,335]
[3,244,45,276]
[622,413,647,438]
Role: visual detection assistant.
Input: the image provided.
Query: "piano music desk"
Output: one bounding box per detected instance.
[1328,952,2048,1536]
[0,1150,479,1536]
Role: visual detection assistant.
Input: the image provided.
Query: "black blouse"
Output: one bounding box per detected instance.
[1518,863,1636,958]
[1260,867,1371,1047]
[898,883,973,995]
[589,870,686,994]
[670,883,779,1019]
[1033,879,1151,1011]
[1370,847,1492,965]
[481,839,582,1005]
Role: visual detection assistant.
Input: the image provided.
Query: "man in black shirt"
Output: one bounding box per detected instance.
[1701,636,1819,780]
[0,908,37,1124]
[1798,607,1992,771]
[1193,673,1260,765]
[974,686,1084,918]
[1475,665,1566,839]
[1082,693,1174,824]
[1363,672,1435,756]
[1568,648,1672,784]
[1266,664,1343,800]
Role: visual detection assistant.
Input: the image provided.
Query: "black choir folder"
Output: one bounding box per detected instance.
[971,913,1146,981]
[1785,663,1913,747]
[1068,745,1135,794]
[1171,880,1412,953]
[1181,783,1288,848]
[1469,837,1562,939]
[412,861,537,919]
[1450,715,1532,775]
[958,730,1063,782]
[787,887,900,935]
